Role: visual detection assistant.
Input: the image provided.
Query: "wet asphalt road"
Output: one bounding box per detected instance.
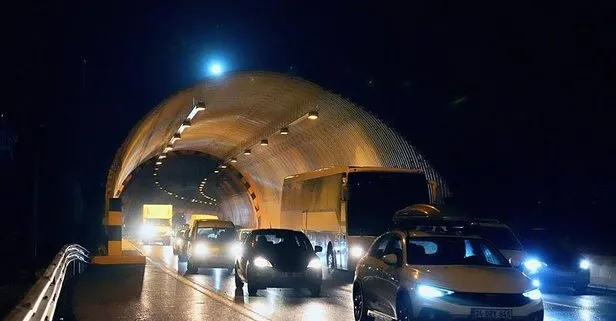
[139,244,616,321]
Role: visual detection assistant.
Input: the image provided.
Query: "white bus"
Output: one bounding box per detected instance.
[280,166,439,272]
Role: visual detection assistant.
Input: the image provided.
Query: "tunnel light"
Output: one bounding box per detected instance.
[280,127,289,135]
[158,154,166,159]
[214,170,220,173]
[170,133,181,144]
[164,145,173,152]
[220,164,227,169]
[155,161,162,165]
[167,192,173,195]
[244,149,251,155]
[179,120,192,133]
[195,101,206,111]
[230,157,237,163]
[260,139,269,146]
[153,173,158,176]
[154,167,159,171]
[307,110,319,119]
[180,197,185,200]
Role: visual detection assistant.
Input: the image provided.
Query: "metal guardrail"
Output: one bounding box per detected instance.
[6,244,90,321]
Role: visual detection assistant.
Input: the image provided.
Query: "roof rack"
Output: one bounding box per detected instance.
[392,204,501,236]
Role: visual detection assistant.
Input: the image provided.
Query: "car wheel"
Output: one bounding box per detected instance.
[186,260,198,274]
[353,282,374,321]
[235,269,244,289]
[248,282,259,296]
[396,292,413,321]
[327,248,336,274]
[309,283,321,297]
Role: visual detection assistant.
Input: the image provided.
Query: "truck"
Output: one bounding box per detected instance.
[187,213,219,227]
[140,204,173,245]
[279,166,439,272]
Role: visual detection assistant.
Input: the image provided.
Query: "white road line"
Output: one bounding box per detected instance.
[129,241,271,321]
[543,300,581,309]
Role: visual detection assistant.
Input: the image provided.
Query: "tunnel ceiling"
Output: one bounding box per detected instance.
[107,71,450,227]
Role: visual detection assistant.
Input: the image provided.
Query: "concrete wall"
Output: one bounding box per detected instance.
[586,254,616,290]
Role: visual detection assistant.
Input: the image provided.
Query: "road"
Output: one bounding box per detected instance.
[138,244,616,321]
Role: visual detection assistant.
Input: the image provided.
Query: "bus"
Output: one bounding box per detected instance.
[279,166,438,272]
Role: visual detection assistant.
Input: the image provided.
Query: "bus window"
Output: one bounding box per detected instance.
[347,171,430,235]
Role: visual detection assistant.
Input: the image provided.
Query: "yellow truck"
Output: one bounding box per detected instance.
[187,213,219,227]
[140,204,173,245]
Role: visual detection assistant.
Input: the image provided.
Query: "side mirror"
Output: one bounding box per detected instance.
[314,246,323,253]
[382,253,398,266]
[509,258,521,267]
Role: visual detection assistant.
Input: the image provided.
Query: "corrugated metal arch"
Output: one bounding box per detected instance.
[106,71,450,227]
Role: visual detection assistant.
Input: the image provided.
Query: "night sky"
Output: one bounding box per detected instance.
[4,2,616,255]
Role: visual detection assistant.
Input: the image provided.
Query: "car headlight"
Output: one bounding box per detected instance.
[532,279,541,287]
[307,258,321,269]
[579,259,590,270]
[350,246,365,258]
[194,243,208,256]
[523,259,545,274]
[140,225,155,238]
[231,242,243,257]
[523,288,542,301]
[254,257,272,268]
[417,285,454,298]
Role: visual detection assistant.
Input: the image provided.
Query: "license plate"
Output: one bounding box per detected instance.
[471,309,512,320]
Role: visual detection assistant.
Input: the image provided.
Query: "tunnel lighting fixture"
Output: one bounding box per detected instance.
[167,192,173,195]
[214,170,220,173]
[220,164,227,169]
[230,157,237,163]
[244,149,252,155]
[260,139,269,146]
[308,110,319,119]
[179,120,192,133]
[180,197,185,200]
[164,145,173,152]
[170,133,181,144]
[195,101,206,111]
[158,154,166,159]
[155,161,162,165]
[280,127,289,135]
[154,167,159,171]
[153,173,158,176]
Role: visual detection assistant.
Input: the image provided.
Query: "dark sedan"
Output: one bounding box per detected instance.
[234,229,323,296]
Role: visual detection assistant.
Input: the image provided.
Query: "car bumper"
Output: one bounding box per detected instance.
[189,254,236,268]
[413,296,544,321]
[248,267,322,288]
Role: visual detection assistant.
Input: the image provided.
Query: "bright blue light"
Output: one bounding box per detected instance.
[209,62,223,76]
[532,279,541,287]
[523,259,545,274]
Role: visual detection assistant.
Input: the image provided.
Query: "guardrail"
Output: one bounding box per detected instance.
[6,244,89,321]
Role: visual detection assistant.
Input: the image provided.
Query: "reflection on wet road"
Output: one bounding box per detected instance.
[139,244,616,321]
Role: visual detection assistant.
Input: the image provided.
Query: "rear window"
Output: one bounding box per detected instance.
[252,231,313,251]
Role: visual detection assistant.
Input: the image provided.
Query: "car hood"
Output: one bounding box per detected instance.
[412,265,532,293]
[256,250,318,272]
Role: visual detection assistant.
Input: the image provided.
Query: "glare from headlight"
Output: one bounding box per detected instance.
[231,242,243,257]
[532,279,541,287]
[523,288,542,301]
[417,285,454,298]
[579,259,590,270]
[175,239,183,246]
[307,258,321,269]
[350,246,365,258]
[140,225,155,238]
[523,259,545,274]
[254,257,272,268]
[194,243,208,256]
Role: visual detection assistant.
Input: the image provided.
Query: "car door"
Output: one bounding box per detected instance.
[364,234,396,314]
[378,234,404,317]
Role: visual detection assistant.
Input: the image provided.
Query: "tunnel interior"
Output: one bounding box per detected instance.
[108,72,450,229]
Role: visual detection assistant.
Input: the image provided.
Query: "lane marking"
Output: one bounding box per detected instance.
[128,241,270,321]
[543,300,581,309]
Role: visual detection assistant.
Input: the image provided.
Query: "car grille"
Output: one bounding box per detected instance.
[440,292,532,307]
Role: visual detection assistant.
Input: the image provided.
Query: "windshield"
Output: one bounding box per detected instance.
[469,226,522,251]
[347,171,430,235]
[407,237,510,267]
[252,231,313,251]
[145,219,170,227]
[196,227,237,242]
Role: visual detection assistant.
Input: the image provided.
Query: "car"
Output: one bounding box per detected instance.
[173,229,188,255]
[234,229,323,297]
[520,228,591,294]
[185,219,241,273]
[239,228,253,242]
[353,229,544,321]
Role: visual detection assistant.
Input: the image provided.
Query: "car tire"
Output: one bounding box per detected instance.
[186,260,198,274]
[248,282,259,296]
[353,282,374,321]
[309,283,321,297]
[235,269,244,289]
[396,292,414,321]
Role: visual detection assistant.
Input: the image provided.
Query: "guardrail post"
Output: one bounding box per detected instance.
[107,198,123,256]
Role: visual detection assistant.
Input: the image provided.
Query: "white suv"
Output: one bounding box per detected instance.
[353,230,544,321]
